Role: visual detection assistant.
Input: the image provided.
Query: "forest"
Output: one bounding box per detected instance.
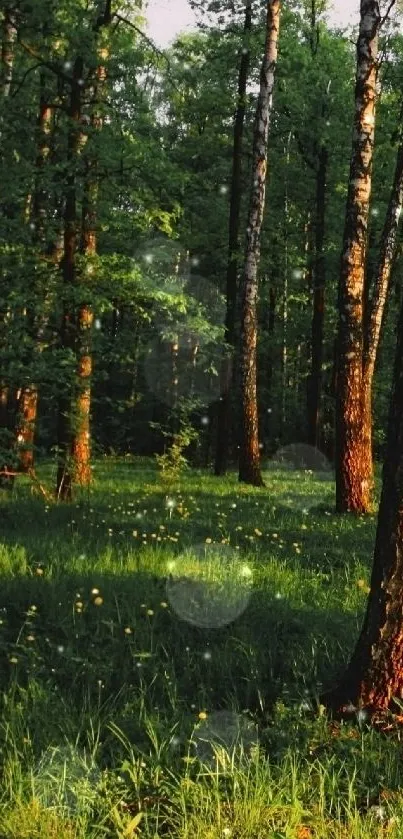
[2,0,403,836]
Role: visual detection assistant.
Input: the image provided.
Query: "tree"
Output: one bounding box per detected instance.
[359,121,403,491]
[239,0,281,485]
[56,55,83,501]
[335,0,384,513]
[322,257,403,716]
[15,71,54,472]
[1,6,16,97]
[215,0,252,476]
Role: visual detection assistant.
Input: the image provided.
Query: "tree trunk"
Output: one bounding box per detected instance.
[15,388,38,472]
[307,145,328,447]
[239,0,281,486]
[71,178,96,486]
[56,5,110,497]
[56,59,83,501]
[0,9,17,473]
[280,132,291,441]
[322,285,403,715]
[265,283,276,440]
[335,0,380,513]
[360,140,403,494]
[1,7,16,97]
[16,74,53,472]
[215,0,252,476]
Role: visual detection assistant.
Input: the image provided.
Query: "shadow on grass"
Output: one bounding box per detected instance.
[0,463,372,763]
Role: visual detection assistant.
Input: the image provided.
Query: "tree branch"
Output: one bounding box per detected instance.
[113,13,169,62]
[18,39,73,85]
[379,0,396,28]
[11,62,42,98]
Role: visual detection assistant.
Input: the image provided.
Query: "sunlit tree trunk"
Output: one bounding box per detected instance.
[215,0,252,476]
[57,6,110,496]
[335,0,380,513]
[360,140,403,491]
[70,38,108,485]
[322,283,403,716]
[239,0,281,486]
[71,178,96,485]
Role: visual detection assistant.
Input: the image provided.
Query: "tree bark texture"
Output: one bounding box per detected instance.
[215,0,252,476]
[239,0,280,486]
[322,290,403,714]
[360,139,403,490]
[71,176,96,486]
[335,0,380,513]
[1,7,16,97]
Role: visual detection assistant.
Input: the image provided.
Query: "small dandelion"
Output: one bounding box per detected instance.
[26,635,35,642]
[198,711,207,720]
[57,645,64,653]
[147,609,154,616]
[160,601,168,608]
[205,537,212,544]
[203,651,212,661]
[93,596,103,606]
[9,656,18,664]
[91,588,100,595]
[36,567,44,576]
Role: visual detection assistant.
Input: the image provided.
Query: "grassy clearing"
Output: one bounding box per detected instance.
[0,457,400,838]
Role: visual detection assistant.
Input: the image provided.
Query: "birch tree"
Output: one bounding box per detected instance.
[238,0,281,486]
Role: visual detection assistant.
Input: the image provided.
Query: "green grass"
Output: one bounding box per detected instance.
[0,456,401,838]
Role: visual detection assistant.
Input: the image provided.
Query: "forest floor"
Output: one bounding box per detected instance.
[0,457,401,838]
